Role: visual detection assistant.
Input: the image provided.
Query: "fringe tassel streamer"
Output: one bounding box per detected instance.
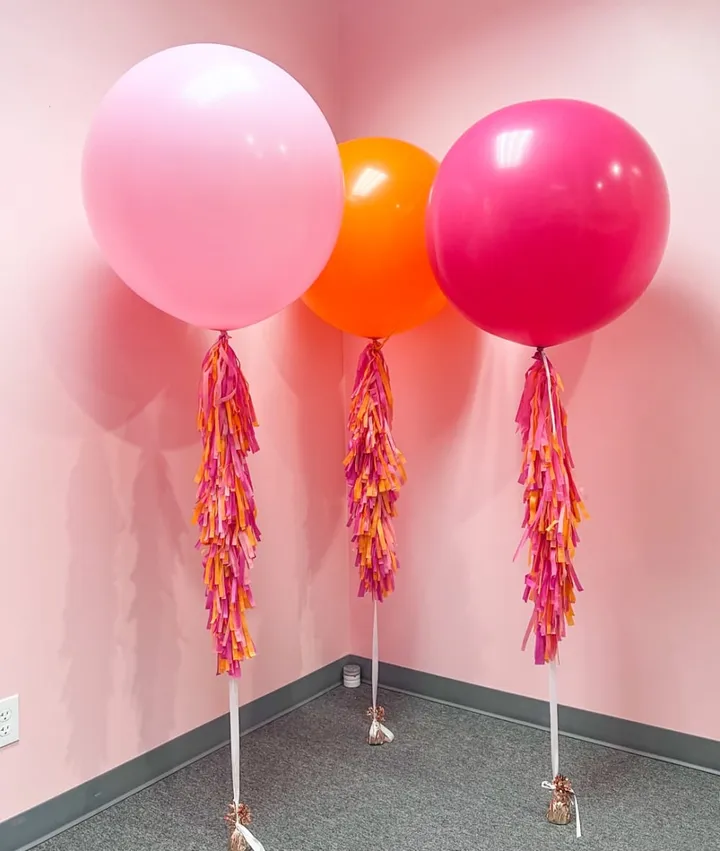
[345,339,404,744]
[193,332,261,676]
[345,339,406,601]
[514,349,586,664]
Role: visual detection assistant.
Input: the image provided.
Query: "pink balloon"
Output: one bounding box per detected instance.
[82,44,344,331]
[426,99,670,347]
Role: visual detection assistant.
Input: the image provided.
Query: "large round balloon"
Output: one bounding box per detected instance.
[426,99,670,347]
[83,44,344,331]
[302,137,446,338]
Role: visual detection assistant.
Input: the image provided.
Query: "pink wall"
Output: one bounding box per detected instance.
[0,0,348,822]
[3,0,718,827]
[342,0,720,742]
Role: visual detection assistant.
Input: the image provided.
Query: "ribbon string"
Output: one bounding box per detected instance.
[229,678,241,810]
[372,600,379,712]
[543,354,561,798]
[227,678,266,851]
[541,352,561,788]
[367,599,394,744]
[548,658,560,779]
[539,350,557,437]
[536,349,581,839]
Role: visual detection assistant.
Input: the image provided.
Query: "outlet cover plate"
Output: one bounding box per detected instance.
[0,694,19,747]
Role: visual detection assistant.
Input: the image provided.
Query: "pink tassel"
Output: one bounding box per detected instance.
[515,350,587,664]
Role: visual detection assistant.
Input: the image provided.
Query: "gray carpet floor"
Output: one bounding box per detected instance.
[39,685,719,851]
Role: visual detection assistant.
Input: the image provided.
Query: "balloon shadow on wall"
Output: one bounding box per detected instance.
[390,302,592,518]
[269,300,346,670]
[129,445,189,751]
[41,255,205,450]
[62,438,123,776]
[459,325,593,519]
[56,255,207,768]
[388,303,483,438]
[382,302,484,542]
[569,266,720,732]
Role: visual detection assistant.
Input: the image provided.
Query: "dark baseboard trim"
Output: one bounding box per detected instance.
[0,657,350,851]
[4,655,718,851]
[349,655,720,775]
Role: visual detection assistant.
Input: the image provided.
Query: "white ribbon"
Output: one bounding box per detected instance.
[371,599,379,711]
[230,678,241,806]
[542,352,561,786]
[229,678,266,851]
[541,779,582,839]
[539,349,557,437]
[540,351,580,839]
[549,659,560,778]
[235,823,266,851]
[369,599,394,742]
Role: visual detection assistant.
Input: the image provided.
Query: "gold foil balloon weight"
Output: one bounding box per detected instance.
[229,829,250,851]
[546,775,574,827]
[226,803,252,851]
[367,705,394,746]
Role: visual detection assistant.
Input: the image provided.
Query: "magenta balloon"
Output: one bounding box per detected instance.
[82,44,344,331]
[426,99,670,347]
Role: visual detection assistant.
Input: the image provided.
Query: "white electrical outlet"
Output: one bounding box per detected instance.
[0,695,19,748]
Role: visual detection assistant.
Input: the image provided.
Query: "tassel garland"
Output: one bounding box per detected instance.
[514,350,586,665]
[193,332,261,676]
[345,339,406,601]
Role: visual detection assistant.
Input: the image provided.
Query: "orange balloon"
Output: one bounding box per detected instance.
[302,138,446,338]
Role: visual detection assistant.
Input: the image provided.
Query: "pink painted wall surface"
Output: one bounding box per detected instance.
[3,0,719,826]
[341,0,720,742]
[0,0,347,821]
